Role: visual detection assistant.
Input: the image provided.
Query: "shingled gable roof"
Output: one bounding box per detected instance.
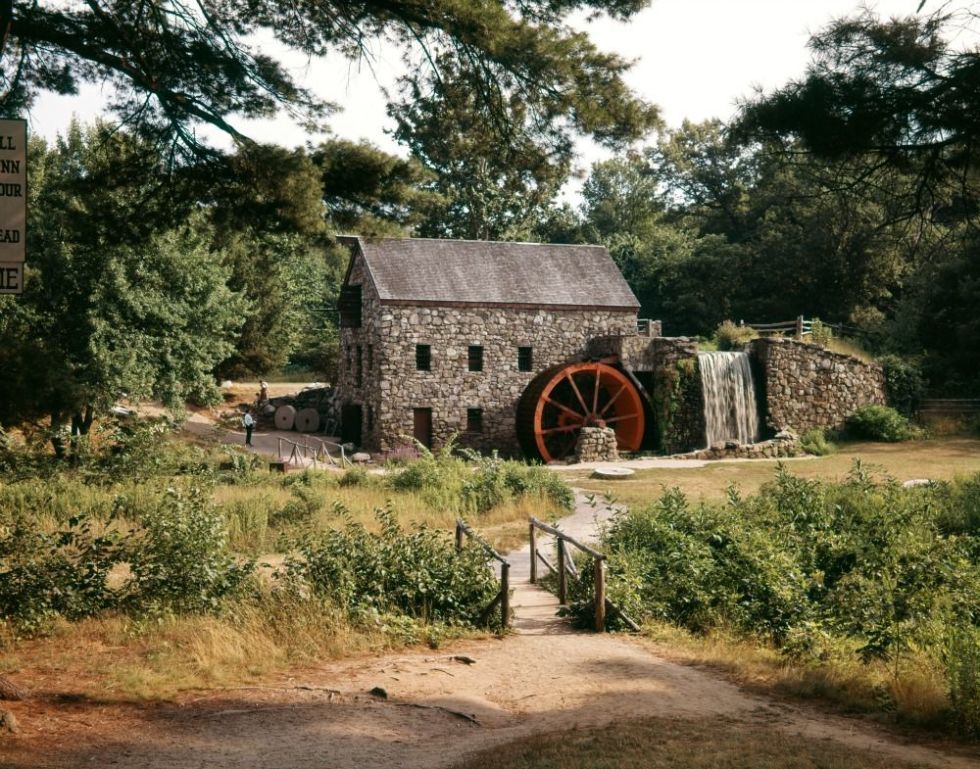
[340,236,640,310]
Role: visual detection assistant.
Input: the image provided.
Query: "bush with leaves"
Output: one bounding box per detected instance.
[590,464,980,731]
[0,514,122,635]
[879,355,926,417]
[800,428,836,456]
[125,484,253,614]
[845,404,919,442]
[285,506,499,627]
[387,440,573,515]
[713,320,757,351]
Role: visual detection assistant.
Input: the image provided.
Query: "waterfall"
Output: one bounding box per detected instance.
[698,351,760,447]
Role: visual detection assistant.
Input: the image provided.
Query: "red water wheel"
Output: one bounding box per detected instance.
[516,361,646,463]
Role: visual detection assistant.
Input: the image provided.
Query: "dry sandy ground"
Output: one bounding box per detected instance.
[4,619,979,769]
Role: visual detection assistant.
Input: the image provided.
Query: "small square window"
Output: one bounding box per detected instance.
[518,346,533,372]
[466,408,483,433]
[468,345,483,372]
[416,344,431,371]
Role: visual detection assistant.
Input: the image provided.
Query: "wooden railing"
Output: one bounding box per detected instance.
[455,520,510,629]
[918,398,980,416]
[277,436,352,469]
[528,517,639,633]
[741,316,861,340]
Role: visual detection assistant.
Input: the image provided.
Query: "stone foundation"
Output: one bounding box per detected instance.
[575,427,619,463]
[674,431,801,461]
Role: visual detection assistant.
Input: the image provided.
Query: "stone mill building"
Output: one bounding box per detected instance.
[335,235,887,460]
[334,236,643,454]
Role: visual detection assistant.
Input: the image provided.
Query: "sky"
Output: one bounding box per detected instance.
[29,0,933,173]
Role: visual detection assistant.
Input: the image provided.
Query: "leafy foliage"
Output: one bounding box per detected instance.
[285,507,500,626]
[593,465,980,734]
[800,428,836,457]
[879,355,926,417]
[124,485,253,615]
[845,405,919,443]
[0,514,121,635]
[2,0,657,164]
[713,321,757,351]
[386,441,574,515]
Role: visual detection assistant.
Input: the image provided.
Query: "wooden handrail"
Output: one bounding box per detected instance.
[529,518,606,560]
[455,519,510,629]
[527,516,641,633]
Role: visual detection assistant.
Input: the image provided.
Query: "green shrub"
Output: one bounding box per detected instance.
[808,318,834,347]
[800,428,836,456]
[339,466,371,487]
[947,625,980,738]
[270,484,325,527]
[285,507,500,627]
[590,465,980,730]
[0,514,122,635]
[125,484,253,614]
[879,355,926,417]
[387,442,573,515]
[713,320,757,351]
[845,405,919,442]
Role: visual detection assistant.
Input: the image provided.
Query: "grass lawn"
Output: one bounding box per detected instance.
[568,438,980,508]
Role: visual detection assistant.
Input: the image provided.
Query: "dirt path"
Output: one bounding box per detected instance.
[4,493,978,768]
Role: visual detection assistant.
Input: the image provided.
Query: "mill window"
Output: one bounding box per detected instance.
[367,344,374,370]
[518,346,533,372]
[468,345,484,372]
[416,344,431,371]
[466,408,483,433]
[355,345,363,387]
[367,405,374,431]
[338,285,362,328]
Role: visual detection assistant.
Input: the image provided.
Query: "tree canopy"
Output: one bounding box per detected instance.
[1,0,657,160]
[738,8,980,210]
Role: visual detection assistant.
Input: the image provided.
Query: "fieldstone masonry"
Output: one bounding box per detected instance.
[574,426,619,463]
[751,337,886,434]
[374,305,636,454]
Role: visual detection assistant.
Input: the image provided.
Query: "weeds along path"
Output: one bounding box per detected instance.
[4,495,978,769]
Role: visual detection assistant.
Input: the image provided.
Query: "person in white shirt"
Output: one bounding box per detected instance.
[242,409,255,447]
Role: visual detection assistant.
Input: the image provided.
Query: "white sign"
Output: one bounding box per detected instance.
[0,119,26,269]
[0,261,22,294]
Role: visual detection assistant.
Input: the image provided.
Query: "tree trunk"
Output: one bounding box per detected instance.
[50,410,66,459]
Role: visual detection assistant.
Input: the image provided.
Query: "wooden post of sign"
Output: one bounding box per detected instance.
[500,562,510,628]
[529,523,537,584]
[594,558,606,632]
[557,538,568,605]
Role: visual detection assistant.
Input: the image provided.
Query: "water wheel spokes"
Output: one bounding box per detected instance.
[516,361,646,463]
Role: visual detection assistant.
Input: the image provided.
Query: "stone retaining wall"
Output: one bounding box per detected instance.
[751,337,886,434]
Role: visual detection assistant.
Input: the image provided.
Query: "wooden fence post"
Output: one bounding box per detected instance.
[594,558,606,632]
[500,562,510,628]
[529,523,537,584]
[557,538,568,605]
[455,521,464,552]
[795,315,804,340]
